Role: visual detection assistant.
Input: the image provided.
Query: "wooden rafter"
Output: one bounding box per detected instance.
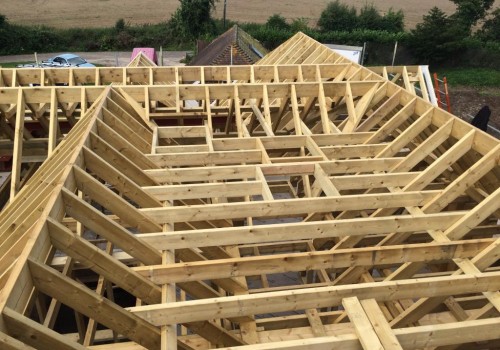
[0,32,498,350]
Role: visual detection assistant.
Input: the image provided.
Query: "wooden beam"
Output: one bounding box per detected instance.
[48,88,58,155]
[0,329,36,350]
[143,158,403,183]
[375,108,433,158]
[343,297,384,350]
[102,101,151,150]
[128,272,500,325]
[141,190,440,223]
[183,321,246,347]
[422,144,500,213]
[143,181,263,201]
[403,129,475,192]
[290,85,302,135]
[331,172,417,191]
[47,217,162,304]
[213,317,500,350]
[0,34,498,350]
[365,97,417,144]
[391,118,453,172]
[3,307,85,350]
[95,119,157,170]
[138,212,463,249]
[28,259,161,350]
[82,147,162,208]
[73,166,161,233]
[359,299,403,350]
[445,186,500,240]
[9,90,25,202]
[61,188,162,265]
[148,149,263,167]
[145,164,256,183]
[305,309,326,337]
[343,83,379,133]
[89,132,157,187]
[133,239,493,284]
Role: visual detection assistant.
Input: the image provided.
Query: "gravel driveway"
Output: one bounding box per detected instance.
[0,51,190,67]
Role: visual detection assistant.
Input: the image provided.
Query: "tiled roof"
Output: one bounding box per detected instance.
[189,25,268,66]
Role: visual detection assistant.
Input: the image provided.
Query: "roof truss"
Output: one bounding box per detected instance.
[0,32,499,350]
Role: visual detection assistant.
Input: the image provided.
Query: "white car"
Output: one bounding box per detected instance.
[41,53,95,68]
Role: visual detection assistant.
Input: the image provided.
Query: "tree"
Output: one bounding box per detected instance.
[115,18,126,32]
[317,1,358,32]
[266,14,290,30]
[409,7,469,64]
[358,4,383,30]
[170,0,218,40]
[450,0,494,29]
[478,7,500,41]
[357,5,405,32]
[290,18,310,32]
[0,13,6,27]
[380,8,405,32]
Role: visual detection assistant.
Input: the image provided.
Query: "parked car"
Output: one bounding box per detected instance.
[41,53,95,68]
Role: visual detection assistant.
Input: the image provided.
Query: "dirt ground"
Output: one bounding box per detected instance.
[2,0,490,29]
[449,86,500,132]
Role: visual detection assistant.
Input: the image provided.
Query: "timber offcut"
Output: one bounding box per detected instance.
[0,32,499,349]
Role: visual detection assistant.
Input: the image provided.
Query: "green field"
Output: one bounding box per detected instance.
[441,68,500,88]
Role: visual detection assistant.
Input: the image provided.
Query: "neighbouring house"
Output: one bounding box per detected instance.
[189,25,267,66]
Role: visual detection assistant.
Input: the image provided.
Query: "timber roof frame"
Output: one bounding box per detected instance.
[0,32,499,349]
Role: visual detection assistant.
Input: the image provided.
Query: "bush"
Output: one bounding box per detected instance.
[478,8,500,41]
[266,14,290,30]
[380,8,405,32]
[448,37,500,68]
[317,1,358,32]
[450,0,495,30]
[242,25,294,50]
[409,7,469,64]
[115,18,126,32]
[290,18,310,32]
[169,0,218,40]
[0,19,194,55]
[357,5,405,32]
[318,29,408,45]
[317,2,404,34]
[358,4,383,30]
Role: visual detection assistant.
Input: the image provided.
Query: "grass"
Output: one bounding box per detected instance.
[0,61,32,68]
[0,61,106,68]
[439,68,500,88]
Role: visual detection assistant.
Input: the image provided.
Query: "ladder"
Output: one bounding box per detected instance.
[433,73,452,113]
